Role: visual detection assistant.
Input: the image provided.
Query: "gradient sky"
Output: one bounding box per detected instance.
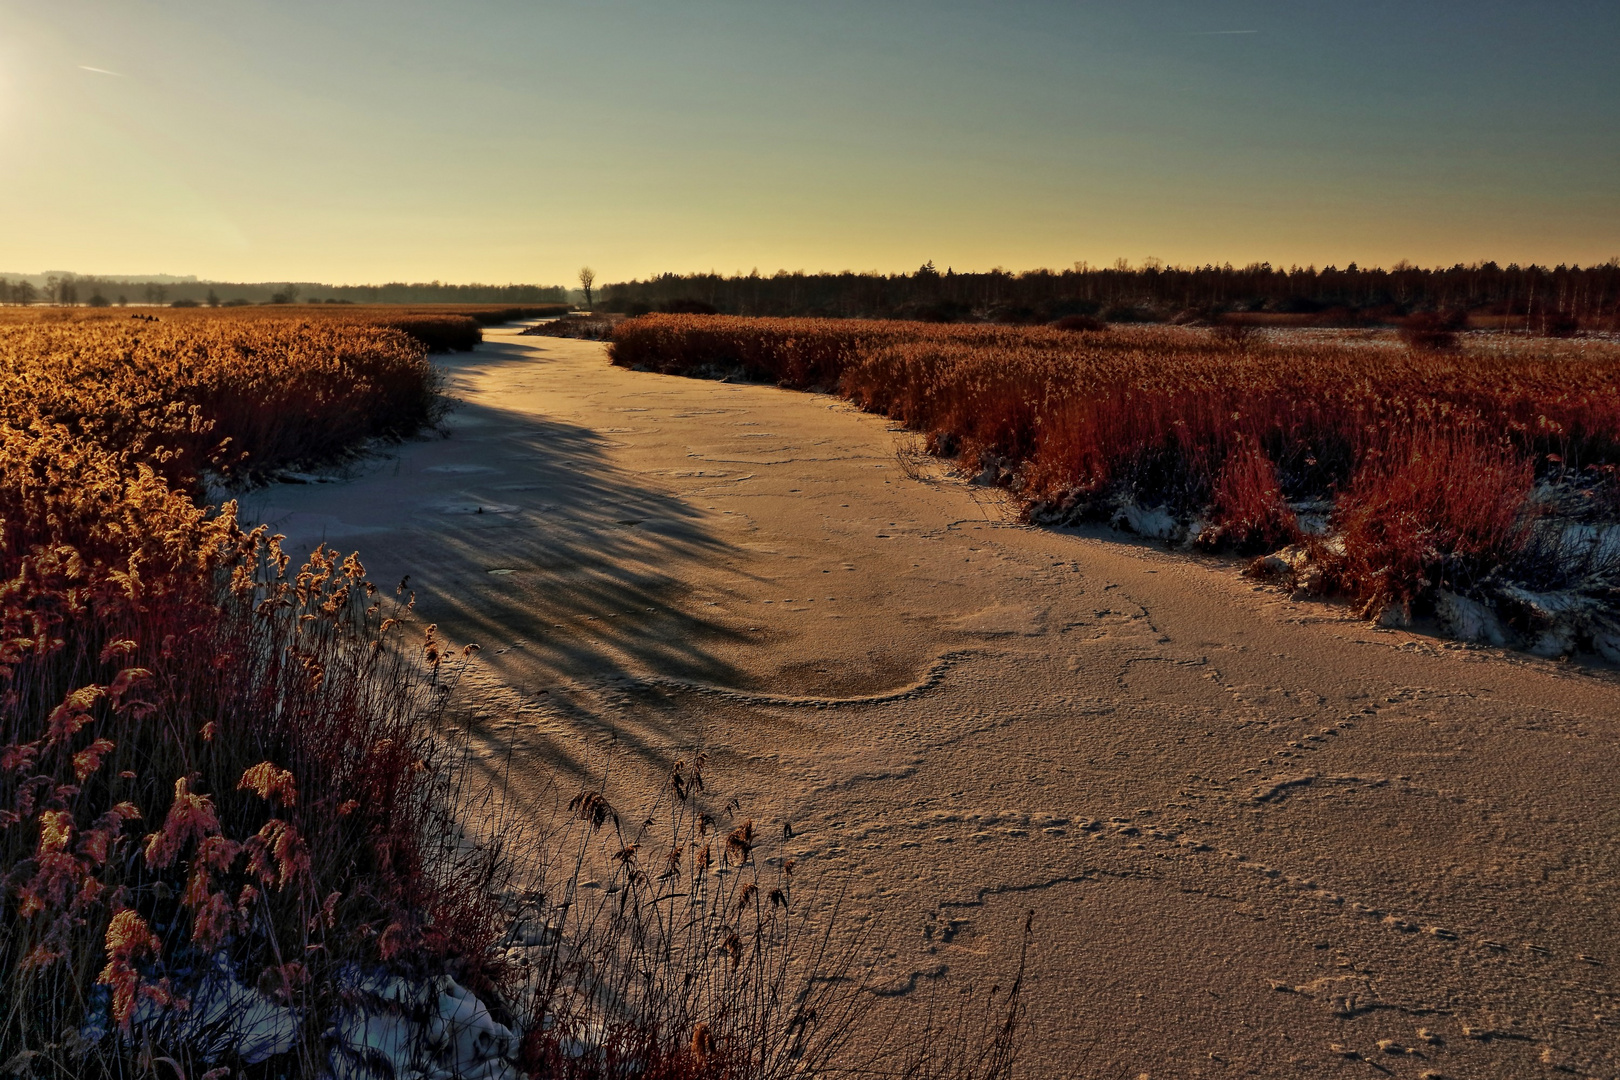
[2,1,1617,285]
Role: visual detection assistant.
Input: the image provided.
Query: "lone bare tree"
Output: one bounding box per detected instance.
[578,266,595,309]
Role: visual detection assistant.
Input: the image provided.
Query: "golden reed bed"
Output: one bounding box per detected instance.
[0,310,515,1073]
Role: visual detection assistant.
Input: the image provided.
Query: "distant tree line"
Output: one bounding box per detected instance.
[601,259,1620,325]
[0,275,567,307]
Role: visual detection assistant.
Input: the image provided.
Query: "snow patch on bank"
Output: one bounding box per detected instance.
[125,954,300,1066]
[1434,591,1508,647]
[1088,486,1620,662]
[326,967,521,1080]
[97,955,525,1079]
[1111,501,1180,540]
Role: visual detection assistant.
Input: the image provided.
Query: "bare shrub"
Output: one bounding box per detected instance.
[1050,314,1106,333]
[1398,311,1461,351]
[1534,309,1581,338]
[1328,433,1534,616]
[895,431,932,482]
[1210,320,1260,348]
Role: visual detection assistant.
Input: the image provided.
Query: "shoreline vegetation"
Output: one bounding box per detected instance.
[0,308,503,1075]
[610,315,1620,660]
[0,307,1026,1078]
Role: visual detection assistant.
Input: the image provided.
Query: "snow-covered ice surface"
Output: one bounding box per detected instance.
[1496,585,1619,660]
[1288,499,1333,537]
[1248,543,1312,580]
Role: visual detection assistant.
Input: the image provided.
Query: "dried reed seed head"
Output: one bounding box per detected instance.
[72,737,116,782]
[239,761,298,806]
[103,909,159,959]
[725,819,756,865]
[35,809,73,854]
[668,752,709,802]
[45,684,104,744]
[660,845,684,880]
[691,1022,715,1066]
[568,789,619,831]
[143,776,220,870]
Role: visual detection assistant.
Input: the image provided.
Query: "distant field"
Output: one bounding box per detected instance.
[612,315,1620,639]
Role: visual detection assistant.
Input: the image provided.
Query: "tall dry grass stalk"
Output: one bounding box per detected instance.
[499,751,1031,1080]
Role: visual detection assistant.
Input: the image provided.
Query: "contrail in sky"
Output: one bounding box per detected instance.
[79,65,125,76]
[1192,30,1260,35]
